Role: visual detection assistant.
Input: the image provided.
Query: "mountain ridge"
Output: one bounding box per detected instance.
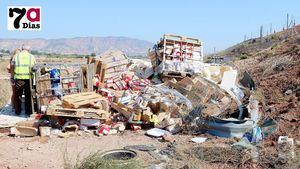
[0,36,154,56]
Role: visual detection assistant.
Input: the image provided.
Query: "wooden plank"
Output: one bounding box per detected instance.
[99,57,127,64]
[63,94,104,103]
[81,64,94,92]
[62,92,96,99]
[62,92,107,109]
[63,98,104,108]
[165,80,190,95]
[87,64,94,92]
[111,102,133,118]
[104,71,128,79]
[100,63,107,83]
[46,107,108,120]
[105,65,127,74]
[98,61,103,81]
[105,59,128,69]
[38,76,80,82]
[100,53,126,60]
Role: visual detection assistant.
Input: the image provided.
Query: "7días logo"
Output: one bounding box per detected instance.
[8,6,41,30]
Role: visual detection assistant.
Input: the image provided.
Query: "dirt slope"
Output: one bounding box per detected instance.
[226,25,300,139]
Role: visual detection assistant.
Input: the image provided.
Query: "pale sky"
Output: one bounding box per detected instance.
[1,0,299,53]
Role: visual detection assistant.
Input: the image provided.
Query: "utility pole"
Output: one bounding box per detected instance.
[213,47,216,64]
[286,13,289,38]
[260,25,263,43]
[270,24,272,35]
[287,13,289,30]
[292,19,297,35]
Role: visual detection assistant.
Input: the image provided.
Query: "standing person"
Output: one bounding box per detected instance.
[13,45,36,115]
[6,49,20,110]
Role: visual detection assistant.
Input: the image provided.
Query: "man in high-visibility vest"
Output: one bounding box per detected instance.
[12,45,36,115]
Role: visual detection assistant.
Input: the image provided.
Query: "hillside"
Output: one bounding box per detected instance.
[226,25,300,139]
[218,25,300,59]
[0,36,153,56]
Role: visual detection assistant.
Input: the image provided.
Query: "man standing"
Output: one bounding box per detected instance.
[13,45,36,115]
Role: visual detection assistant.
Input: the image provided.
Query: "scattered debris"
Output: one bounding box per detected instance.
[146,128,170,137]
[124,145,156,152]
[285,89,293,95]
[278,136,295,160]
[39,126,51,137]
[162,133,175,143]
[11,126,38,137]
[191,137,207,143]
[101,149,137,161]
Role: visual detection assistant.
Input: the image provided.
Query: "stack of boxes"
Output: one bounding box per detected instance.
[103,74,151,91]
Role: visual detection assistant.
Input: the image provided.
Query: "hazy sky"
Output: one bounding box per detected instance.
[1,0,299,53]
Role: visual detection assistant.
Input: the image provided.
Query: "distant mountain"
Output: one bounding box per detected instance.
[0,37,154,56]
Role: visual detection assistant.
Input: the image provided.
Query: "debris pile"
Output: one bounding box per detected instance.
[2,35,278,153]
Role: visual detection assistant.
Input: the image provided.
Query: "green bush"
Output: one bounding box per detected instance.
[239,55,248,60]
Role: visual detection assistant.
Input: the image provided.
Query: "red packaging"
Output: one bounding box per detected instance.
[98,125,111,135]
[130,124,141,131]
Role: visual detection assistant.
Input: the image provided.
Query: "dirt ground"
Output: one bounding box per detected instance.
[0,80,12,108]
[0,131,221,169]
[0,59,12,108]
[1,130,298,169]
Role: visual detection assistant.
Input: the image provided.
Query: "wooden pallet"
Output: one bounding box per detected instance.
[46,107,108,120]
[62,92,107,109]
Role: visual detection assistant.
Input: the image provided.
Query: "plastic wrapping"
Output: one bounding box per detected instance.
[140,84,193,111]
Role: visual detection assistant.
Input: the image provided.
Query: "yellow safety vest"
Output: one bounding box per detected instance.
[14,51,35,80]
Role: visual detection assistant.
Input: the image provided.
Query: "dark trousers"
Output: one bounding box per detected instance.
[14,79,32,115]
[11,84,16,109]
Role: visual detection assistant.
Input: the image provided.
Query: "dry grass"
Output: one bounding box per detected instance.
[64,150,141,169]
[253,89,266,105]
[191,146,251,168]
[188,145,300,169]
